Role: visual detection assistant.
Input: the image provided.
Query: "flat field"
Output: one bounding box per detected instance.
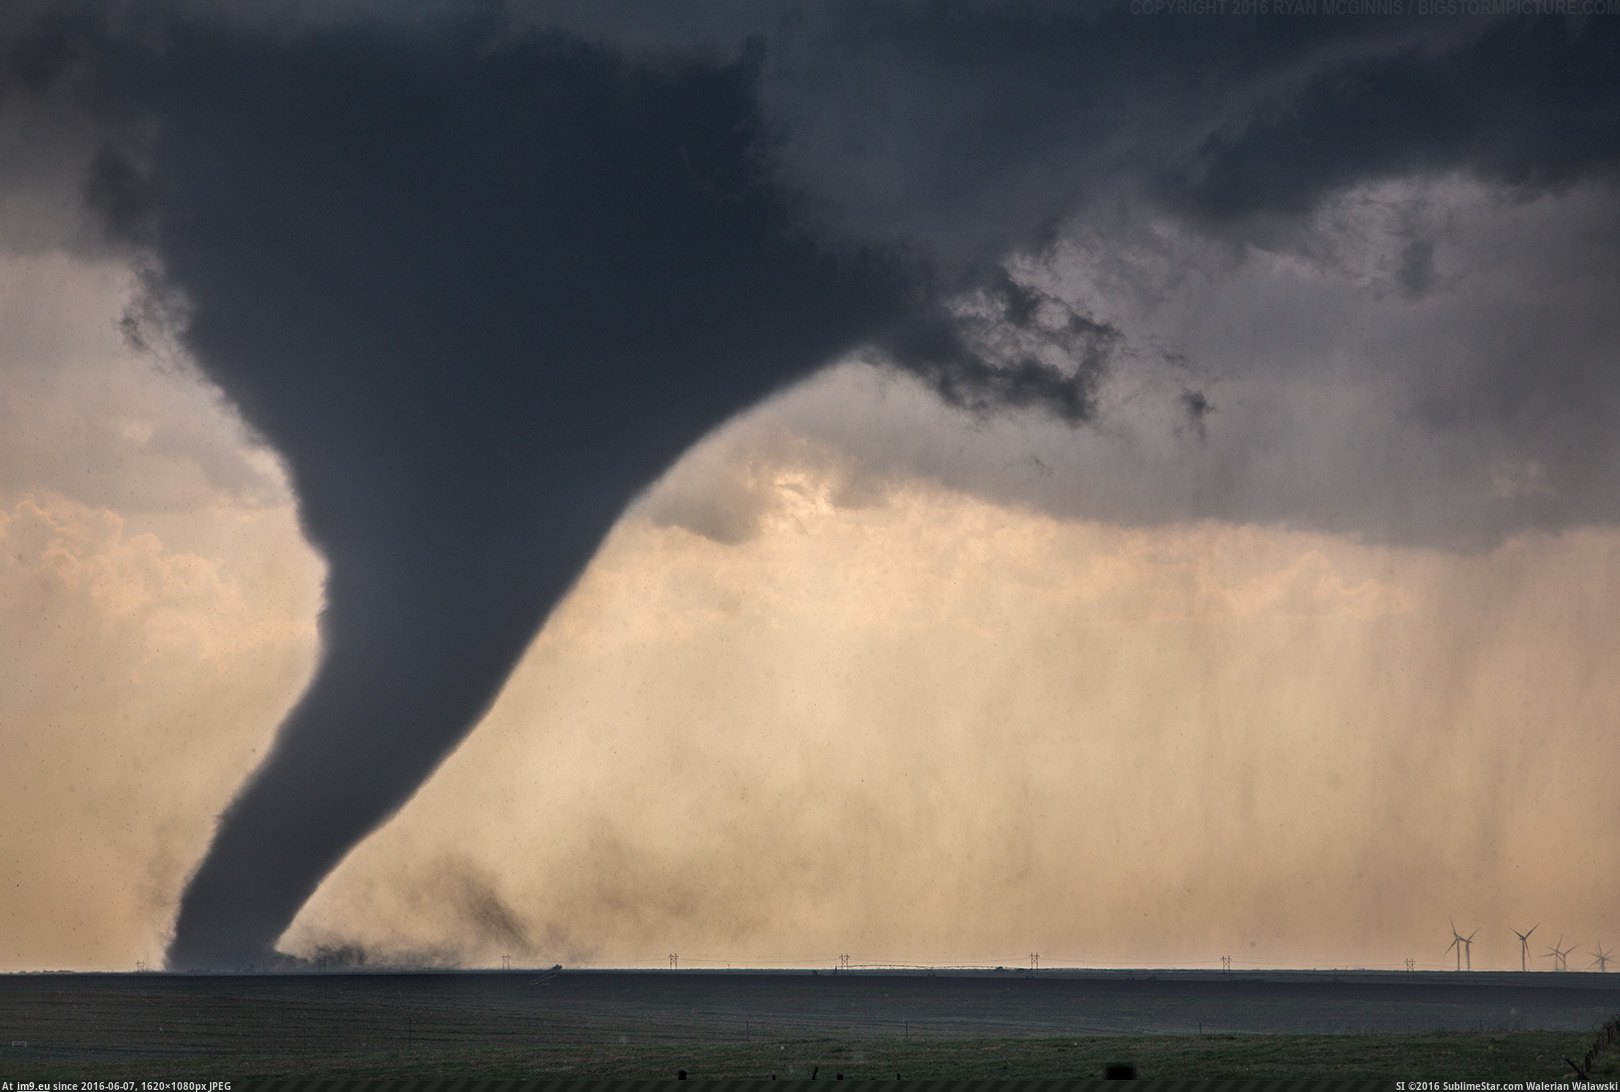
[2,969,1617,1080]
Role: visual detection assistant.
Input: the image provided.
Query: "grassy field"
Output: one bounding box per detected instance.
[2,1030,1611,1081]
[2,971,1616,1081]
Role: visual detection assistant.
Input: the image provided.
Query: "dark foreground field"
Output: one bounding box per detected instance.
[2,969,1618,1080]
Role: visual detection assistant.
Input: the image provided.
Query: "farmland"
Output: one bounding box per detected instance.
[1,969,1617,1080]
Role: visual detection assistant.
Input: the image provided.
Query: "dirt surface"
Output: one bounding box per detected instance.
[1,970,1616,1080]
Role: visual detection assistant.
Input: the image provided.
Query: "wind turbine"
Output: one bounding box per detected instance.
[1546,936,1575,971]
[1512,925,1538,972]
[1447,920,1468,971]
[1461,927,1477,971]
[1591,941,1612,973]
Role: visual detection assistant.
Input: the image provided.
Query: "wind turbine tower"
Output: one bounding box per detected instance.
[1446,921,1475,971]
[1592,941,1612,973]
[1512,925,1538,973]
[1546,936,1575,972]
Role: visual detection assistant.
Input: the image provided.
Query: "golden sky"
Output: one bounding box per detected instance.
[4,232,1617,972]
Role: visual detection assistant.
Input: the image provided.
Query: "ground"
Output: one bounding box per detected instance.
[1,970,1616,1080]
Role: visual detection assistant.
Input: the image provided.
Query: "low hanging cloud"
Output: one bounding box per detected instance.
[641,173,1620,552]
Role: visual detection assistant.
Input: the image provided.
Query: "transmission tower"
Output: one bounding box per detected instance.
[669,953,678,970]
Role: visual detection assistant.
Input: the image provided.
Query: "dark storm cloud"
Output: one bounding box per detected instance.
[723,7,1619,264]
[1173,16,1620,223]
[1179,388,1213,442]
[4,2,1103,969]
[5,1,1620,967]
[874,268,1120,424]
